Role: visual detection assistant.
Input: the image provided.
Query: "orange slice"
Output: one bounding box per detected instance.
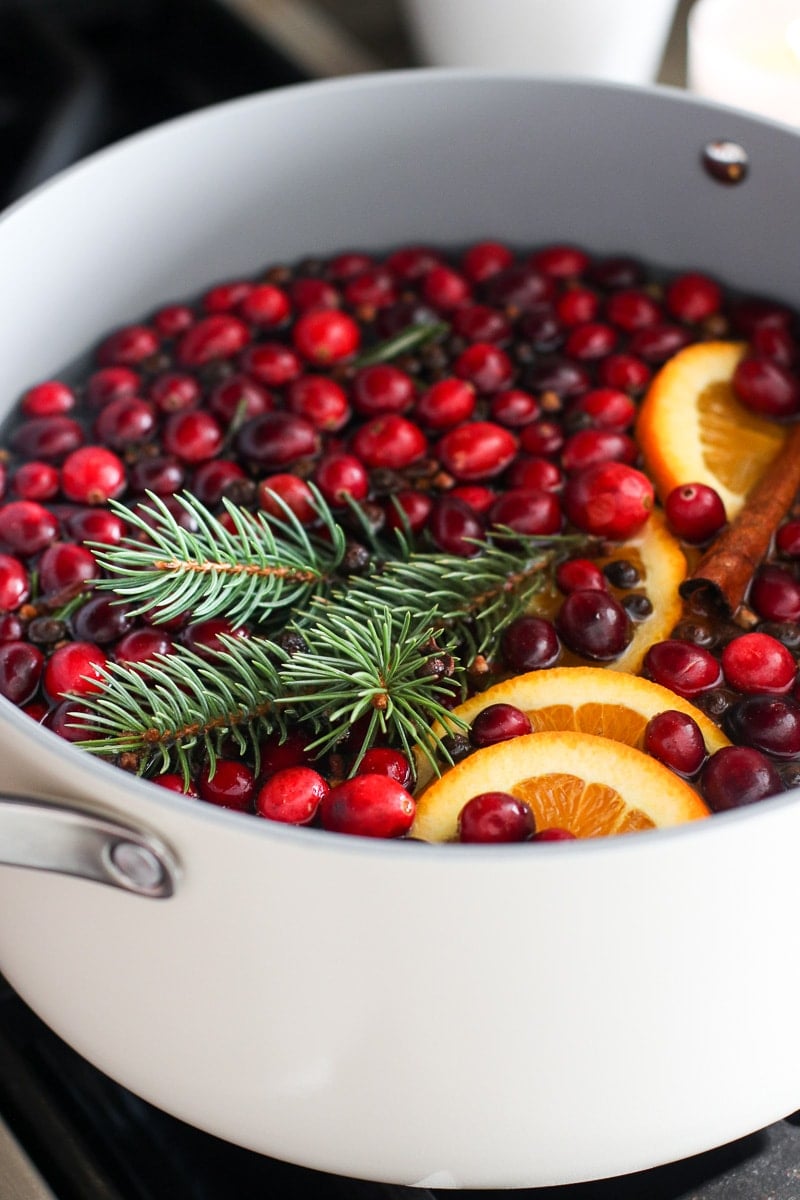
[411,731,710,842]
[415,665,730,794]
[636,340,786,518]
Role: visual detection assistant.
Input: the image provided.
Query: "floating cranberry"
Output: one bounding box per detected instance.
[86,367,141,409]
[560,429,637,473]
[355,747,412,789]
[471,703,532,747]
[555,286,599,326]
[238,284,291,327]
[71,593,133,644]
[94,396,157,448]
[489,388,540,427]
[488,488,562,536]
[461,240,514,282]
[256,765,328,824]
[533,827,577,842]
[44,641,108,698]
[597,353,651,393]
[776,520,800,558]
[701,745,783,811]
[569,387,636,431]
[129,456,186,496]
[749,565,800,622]
[320,773,415,838]
[453,343,514,393]
[203,280,252,312]
[191,459,246,506]
[605,288,662,331]
[61,446,126,504]
[721,632,796,695]
[0,614,23,642]
[644,710,707,777]
[0,641,43,705]
[290,277,340,313]
[665,483,727,544]
[588,256,644,290]
[485,264,554,311]
[12,461,59,502]
[415,378,476,429]
[21,381,75,417]
[12,416,83,462]
[38,542,98,593]
[209,375,273,423]
[731,297,795,336]
[449,485,495,514]
[329,251,375,280]
[0,501,59,555]
[287,376,350,431]
[162,410,223,464]
[198,760,256,812]
[152,304,194,337]
[43,699,96,742]
[115,627,175,666]
[501,615,560,672]
[351,415,427,469]
[0,555,29,610]
[176,314,250,366]
[556,558,607,593]
[151,774,199,797]
[258,474,317,524]
[665,272,722,323]
[344,267,397,309]
[437,421,517,481]
[149,372,201,414]
[556,590,631,661]
[517,310,564,352]
[644,639,722,698]
[352,365,415,416]
[386,246,442,281]
[422,265,471,310]
[564,321,618,360]
[429,495,484,557]
[182,617,248,659]
[628,324,693,364]
[506,456,564,493]
[65,508,126,546]
[563,462,653,539]
[292,309,360,363]
[236,412,320,468]
[751,325,797,367]
[385,489,433,536]
[313,453,370,505]
[97,324,159,366]
[525,356,591,398]
[243,342,302,386]
[458,792,535,843]
[530,244,590,278]
[725,694,800,759]
[452,304,511,344]
[732,356,800,420]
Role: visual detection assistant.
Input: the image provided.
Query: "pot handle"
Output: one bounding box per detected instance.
[0,793,178,898]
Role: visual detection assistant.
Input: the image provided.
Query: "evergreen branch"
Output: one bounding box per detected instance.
[351,321,449,368]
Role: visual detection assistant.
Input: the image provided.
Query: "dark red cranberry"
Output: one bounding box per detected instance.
[176,314,250,366]
[288,277,340,313]
[0,501,59,555]
[151,305,194,337]
[0,614,23,641]
[0,641,44,704]
[94,396,157,448]
[149,372,201,413]
[12,416,83,462]
[665,273,722,323]
[181,618,247,659]
[71,593,134,644]
[721,632,796,694]
[506,456,564,492]
[564,321,618,360]
[415,378,476,429]
[209,374,273,423]
[501,615,560,671]
[555,287,599,326]
[569,388,636,431]
[452,304,511,344]
[458,792,535,843]
[355,747,412,789]
[422,265,471,310]
[525,356,591,398]
[485,264,554,312]
[61,446,126,504]
[556,558,606,593]
[453,343,514,393]
[97,324,159,366]
[352,365,415,416]
[198,760,256,812]
[488,488,562,536]
[644,710,707,777]
[731,297,795,336]
[605,288,662,331]
[724,695,800,760]
[313,453,369,505]
[556,590,631,660]
[665,483,727,544]
[115,627,175,666]
[461,241,514,282]
[191,459,246,506]
[287,376,350,431]
[489,388,540,427]
[38,543,97,593]
[203,280,252,312]
[561,429,637,473]
[563,462,653,539]
[750,325,797,367]
[597,353,651,393]
[587,256,645,290]
[258,474,317,524]
[643,639,722,699]
[238,284,291,326]
[257,729,313,777]
[701,745,783,811]
[429,495,484,557]
[242,342,302,387]
[44,640,108,698]
[0,554,29,610]
[12,461,59,501]
[530,244,590,278]
[329,251,375,280]
[256,765,328,824]
[776,520,800,558]
[628,324,693,364]
[517,310,564,352]
[471,703,533,747]
[42,699,96,742]
[749,565,800,622]
[732,357,800,420]
[343,267,397,309]
[129,456,186,496]
[320,773,415,838]
[519,420,564,458]
[533,827,577,841]
[65,508,126,546]
[21,381,75,417]
[86,367,141,409]
[386,246,443,280]
[351,415,427,469]
[151,774,199,797]
[385,489,433,536]
[236,412,319,468]
[437,421,517,481]
[292,309,360,364]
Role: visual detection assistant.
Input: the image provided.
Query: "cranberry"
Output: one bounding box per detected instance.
[605,289,662,331]
[724,695,800,759]
[776,520,800,558]
[564,321,618,360]
[243,342,302,386]
[386,246,443,280]
[313,453,370,505]
[71,593,133,644]
[94,396,157,448]
[329,251,375,280]
[506,456,564,493]
[628,324,693,363]
[38,542,97,593]
[351,415,427,469]
[422,265,471,310]
[129,456,186,496]
[12,416,83,461]
[731,297,795,336]
[437,421,517,481]
[470,703,533,747]
[152,305,194,337]
[449,485,495,514]
[517,311,564,352]
[149,372,201,413]
[115,627,175,666]
[12,461,59,501]
[644,710,707,776]
[533,827,577,841]
[86,367,141,408]
[749,565,800,622]
[97,324,159,366]
[563,462,653,539]
[0,501,59,555]
[644,639,722,698]
[0,555,29,610]
[569,388,636,431]
[588,256,644,290]
[488,488,562,536]
[721,632,796,694]
[61,446,126,504]
[597,353,651,394]
[665,483,727,544]
[198,760,256,812]
[343,268,396,309]
[258,730,313,777]
[352,365,415,416]
[429,495,484,556]
[525,357,590,398]
[236,412,319,468]
[152,774,199,797]
[701,745,783,811]
[555,287,600,326]
[0,614,23,641]
[665,273,722,323]
[489,388,540,427]
[530,244,590,278]
[461,241,514,281]
[732,356,800,420]
[0,641,44,704]
[453,343,514,393]
[415,378,476,429]
[501,615,560,671]
[385,489,433,536]
[176,314,249,366]
[21,381,75,417]
[355,747,412,788]
[452,305,511,344]
[182,618,247,659]
[292,309,360,363]
[191,459,246,506]
[238,284,291,326]
[256,765,328,824]
[43,699,96,742]
[289,277,340,313]
[458,792,535,843]
[556,558,606,593]
[556,590,631,661]
[287,376,350,431]
[485,264,554,312]
[203,280,252,312]
[209,374,273,423]
[561,429,637,473]
[65,508,126,546]
[519,420,565,458]
[162,410,223,463]
[258,474,317,524]
[320,773,415,838]
[751,325,797,367]
[44,641,108,698]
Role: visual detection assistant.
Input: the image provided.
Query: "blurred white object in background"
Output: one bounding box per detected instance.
[688,0,800,126]
[401,0,681,83]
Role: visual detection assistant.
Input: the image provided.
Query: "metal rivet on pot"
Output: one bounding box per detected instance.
[702,141,749,184]
[108,840,166,893]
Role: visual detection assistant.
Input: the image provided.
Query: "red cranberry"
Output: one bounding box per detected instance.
[287,376,350,431]
[454,343,514,393]
[605,289,662,331]
[209,374,273,423]
[749,565,800,622]
[258,474,317,524]
[560,429,637,473]
[563,462,653,539]
[385,489,433,536]
[292,309,360,363]
[488,488,562,536]
[343,267,396,309]
[0,614,23,641]
[644,639,722,699]
[665,483,727,544]
[42,699,96,742]
[44,641,108,698]
[437,421,517,481]
[65,508,126,546]
[415,378,476,429]
[313,453,370,505]
[452,305,511,344]
[429,495,484,557]
[38,542,97,593]
[449,485,496,514]
[149,372,201,413]
[750,325,797,367]
[461,241,514,282]
[458,792,535,843]
[530,244,590,278]
[569,388,636,431]
[289,277,340,313]
[533,827,577,841]
[152,774,199,797]
[644,710,707,776]
[236,412,320,468]
[115,627,175,666]
[190,459,246,506]
[422,265,471,310]
[21,381,75,417]
[61,446,126,504]
[0,501,59,555]
[732,357,800,420]
[351,415,427,469]
[243,342,302,386]
[724,695,800,760]
[597,353,651,393]
[355,747,412,788]
[517,310,564,352]
[182,618,247,659]
[177,314,250,366]
[152,305,194,337]
[0,555,29,610]
[386,246,443,281]
[238,284,291,327]
[506,456,564,493]
[256,765,328,824]
[665,273,722,323]
[320,774,415,838]
[203,280,252,312]
[701,745,783,811]
[129,456,185,496]
[97,324,159,366]
[776,520,800,558]
[556,558,607,593]
[0,641,44,704]
[162,410,223,463]
[352,365,415,416]
[198,760,256,812]
[258,730,313,777]
[94,396,157,448]
[329,251,375,280]
[489,388,540,427]
[519,420,565,458]
[556,590,631,661]
[564,321,618,360]
[721,632,796,694]
[86,367,141,408]
[501,615,560,671]
[12,416,83,461]
[470,703,532,747]
[555,287,600,326]
[12,461,59,501]
[588,256,645,290]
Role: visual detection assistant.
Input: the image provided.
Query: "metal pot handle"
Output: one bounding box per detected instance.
[0,793,178,898]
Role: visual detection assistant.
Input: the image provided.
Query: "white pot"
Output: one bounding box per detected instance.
[0,71,798,1190]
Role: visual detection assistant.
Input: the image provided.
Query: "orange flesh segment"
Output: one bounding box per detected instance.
[512,774,655,836]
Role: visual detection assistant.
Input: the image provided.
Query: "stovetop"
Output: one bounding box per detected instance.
[2,1,800,1196]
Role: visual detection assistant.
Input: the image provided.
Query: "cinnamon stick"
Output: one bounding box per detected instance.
[680,422,800,616]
